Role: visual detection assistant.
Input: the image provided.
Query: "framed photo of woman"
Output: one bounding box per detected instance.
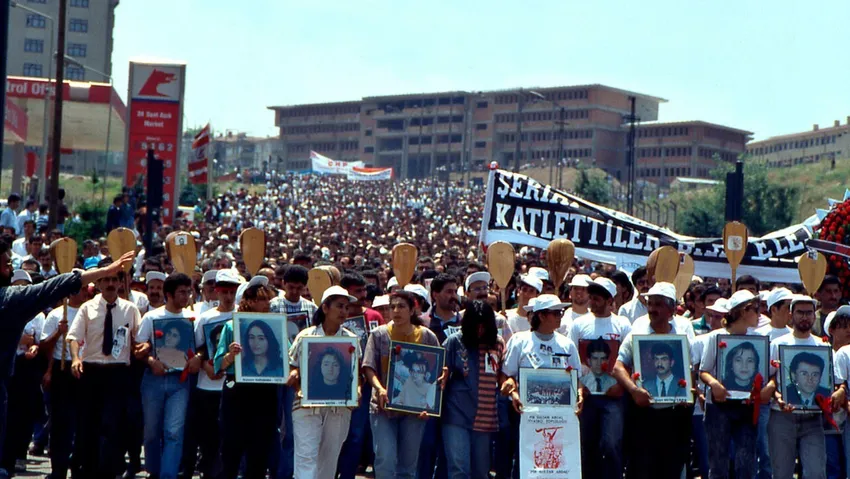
[716,334,768,400]
[300,337,359,407]
[386,341,446,416]
[233,313,289,384]
[152,318,195,372]
[203,320,228,356]
[632,334,693,404]
[778,344,833,411]
[519,367,577,407]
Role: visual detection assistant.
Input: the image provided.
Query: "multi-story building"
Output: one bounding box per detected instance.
[270,84,750,184]
[7,0,119,81]
[210,133,282,173]
[746,118,850,168]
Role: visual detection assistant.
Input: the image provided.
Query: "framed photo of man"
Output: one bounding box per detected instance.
[286,311,310,345]
[203,320,228,357]
[578,338,619,395]
[633,335,692,404]
[152,318,195,372]
[519,367,577,407]
[233,313,289,384]
[716,334,769,400]
[778,345,833,411]
[386,341,445,417]
[342,315,368,351]
[300,337,359,407]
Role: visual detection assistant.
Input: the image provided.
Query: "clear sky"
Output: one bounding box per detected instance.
[111,0,849,141]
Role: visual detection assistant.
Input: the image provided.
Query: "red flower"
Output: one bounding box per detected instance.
[601,360,610,371]
[718,341,727,349]
[565,366,574,373]
[187,316,195,322]
[394,345,402,355]
[823,336,831,343]
[348,345,356,354]
[207,359,213,367]
[154,330,164,339]
[632,372,641,381]
[678,378,687,388]
[770,359,780,368]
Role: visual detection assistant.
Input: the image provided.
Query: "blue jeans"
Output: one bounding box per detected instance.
[336,382,371,479]
[768,409,826,479]
[141,371,190,479]
[704,402,756,479]
[442,423,490,479]
[370,413,426,479]
[691,413,709,479]
[494,395,519,479]
[579,396,624,479]
[756,404,771,479]
[269,385,295,479]
[826,431,846,479]
[418,417,446,479]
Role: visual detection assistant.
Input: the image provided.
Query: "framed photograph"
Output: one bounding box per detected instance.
[286,311,310,345]
[578,338,620,395]
[778,345,834,411]
[342,315,368,351]
[633,334,693,404]
[716,334,769,400]
[152,318,195,372]
[519,367,577,407]
[233,313,289,384]
[386,341,445,416]
[300,337,358,407]
[202,319,228,357]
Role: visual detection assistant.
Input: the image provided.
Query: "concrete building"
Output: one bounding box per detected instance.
[210,133,282,173]
[7,0,119,81]
[270,85,750,184]
[746,118,850,168]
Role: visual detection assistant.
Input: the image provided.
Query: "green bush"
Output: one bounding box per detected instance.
[64,201,109,252]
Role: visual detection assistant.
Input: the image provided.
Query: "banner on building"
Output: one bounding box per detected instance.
[348,166,393,181]
[310,151,363,175]
[189,124,210,184]
[519,407,581,479]
[124,61,187,224]
[480,169,812,282]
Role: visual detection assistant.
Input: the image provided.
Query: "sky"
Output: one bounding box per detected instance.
[111,0,850,141]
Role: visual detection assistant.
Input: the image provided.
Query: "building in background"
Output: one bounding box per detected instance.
[269,84,750,185]
[210,132,282,175]
[746,118,850,168]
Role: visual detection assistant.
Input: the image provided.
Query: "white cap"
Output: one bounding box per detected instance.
[587,277,617,299]
[404,283,431,307]
[235,275,269,305]
[826,305,850,333]
[465,271,491,291]
[215,269,241,286]
[387,276,399,290]
[372,295,390,308]
[569,274,592,288]
[758,290,770,301]
[523,294,570,313]
[766,288,794,310]
[706,298,729,314]
[11,269,31,285]
[726,290,758,311]
[519,274,544,293]
[146,271,166,284]
[643,282,677,301]
[790,294,818,310]
[527,267,549,283]
[321,285,357,305]
[202,270,218,283]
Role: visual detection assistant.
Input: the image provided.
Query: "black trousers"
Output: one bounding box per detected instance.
[48,360,78,479]
[625,401,693,479]
[1,355,41,472]
[185,388,222,479]
[74,363,129,479]
[125,358,145,471]
[219,381,278,479]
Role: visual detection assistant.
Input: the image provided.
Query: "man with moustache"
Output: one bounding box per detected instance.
[193,269,219,315]
[463,271,512,341]
[560,274,592,334]
[618,267,651,324]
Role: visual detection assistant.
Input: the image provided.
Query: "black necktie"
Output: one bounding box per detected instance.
[102,303,116,356]
[596,377,602,393]
[660,380,667,396]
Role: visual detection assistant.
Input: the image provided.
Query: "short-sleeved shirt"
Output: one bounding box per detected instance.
[632,314,696,342]
[288,323,361,410]
[834,344,850,385]
[41,305,79,361]
[194,308,233,391]
[559,307,589,335]
[18,313,45,355]
[769,333,827,413]
[506,309,530,334]
[67,294,141,365]
[502,330,581,379]
[754,324,792,342]
[699,328,761,404]
[618,298,648,324]
[567,313,631,345]
[691,332,713,415]
[442,332,505,433]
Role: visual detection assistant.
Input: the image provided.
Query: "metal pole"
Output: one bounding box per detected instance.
[557,107,566,190]
[514,91,523,173]
[445,100,454,210]
[416,102,424,179]
[625,96,637,216]
[100,78,112,203]
[47,0,67,231]
[39,18,54,203]
[0,1,8,194]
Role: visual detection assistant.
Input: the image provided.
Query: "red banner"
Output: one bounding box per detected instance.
[4,99,28,141]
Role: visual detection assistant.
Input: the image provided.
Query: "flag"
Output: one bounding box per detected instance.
[189,124,210,184]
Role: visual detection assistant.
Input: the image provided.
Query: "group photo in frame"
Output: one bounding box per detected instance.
[299,336,359,407]
[778,344,834,411]
[233,313,289,384]
[716,334,769,400]
[152,317,195,371]
[578,338,620,395]
[286,311,310,344]
[632,335,693,404]
[519,367,577,407]
[202,320,228,357]
[386,341,445,416]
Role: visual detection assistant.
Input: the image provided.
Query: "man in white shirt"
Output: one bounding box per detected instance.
[193,269,219,316]
[15,200,36,238]
[755,288,793,341]
[618,267,651,323]
[0,195,21,236]
[505,274,542,333]
[10,221,34,257]
[560,274,591,334]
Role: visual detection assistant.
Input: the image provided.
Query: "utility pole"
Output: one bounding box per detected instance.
[47,0,67,231]
[556,108,567,190]
[444,99,454,210]
[0,1,10,189]
[624,96,639,216]
[513,91,524,173]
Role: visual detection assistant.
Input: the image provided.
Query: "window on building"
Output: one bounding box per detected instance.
[364,146,374,153]
[69,18,88,33]
[476,101,488,108]
[27,0,48,3]
[474,141,486,149]
[26,14,46,28]
[24,39,43,53]
[364,129,372,137]
[23,63,42,77]
[476,123,487,131]
[70,0,89,6]
[66,66,85,80]
[67,43,87,57]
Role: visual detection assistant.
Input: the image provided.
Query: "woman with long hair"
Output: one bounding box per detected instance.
[241,319,284,377]
[288,286,360,478]
[362,291,441,478]
[698,289,761,479]
[440,300,506,479]
[213,278,280,479]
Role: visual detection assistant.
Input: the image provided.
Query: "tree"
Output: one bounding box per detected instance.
[575,169,611,206]
[65,202,108,252]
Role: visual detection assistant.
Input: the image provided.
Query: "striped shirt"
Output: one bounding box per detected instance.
[472,344,503,433]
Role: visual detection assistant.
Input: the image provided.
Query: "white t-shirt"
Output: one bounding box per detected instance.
[692,333,712,415]
[194,308,232,391]
[618,298,648,324]
[502,330,581,378]
[559,307,589,335]
[506,309,531,334]
[137,307,197,372]
[699,328,762,403]
[130,291,150,315]
[18,313,45,356]
[769,333,828,412]
[754,324,792,342]
[567,313,631,345]
[193,301,219,317]
[41,305,80,361]
[834,345,850,384]
[632,314,696,342]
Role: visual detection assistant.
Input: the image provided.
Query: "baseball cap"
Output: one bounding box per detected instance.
[145,271,166,283]
[387,276,399,290]
[215,269,241,286]
[11,270,31,285]
[519,274,543,293]
[321,285,357,305]
[643,282,677,301]
[523,294,570,313]
[587,277,617,299]
[726,290,758,311]
[235,275,268,305]
[766,288,793,310]
[569,274,592,288]
[706,298,729,314]
[404,283,431,307]
[790,294,818,310]
[527,267,550,283]
[372,295,390,308]
[464,271,491,291]
[202,270,218,283]
[83,257,99,270]
[825,305,850,333]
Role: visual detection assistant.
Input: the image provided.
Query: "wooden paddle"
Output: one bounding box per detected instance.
[392,243,418,288]
[239,228,266,276]
[647,245,680,283]
[487,241,516,313]
[50,237,77,371]
[165,231,197,276]
[319,264,341,285]
[673,253,695,300]
[307,268,333,306]
[723,221,749,285]
[106,228,136,273]
[546,239,575,293]
[798,250,827,295]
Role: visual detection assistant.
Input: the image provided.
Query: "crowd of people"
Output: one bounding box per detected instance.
[0,173,847,479]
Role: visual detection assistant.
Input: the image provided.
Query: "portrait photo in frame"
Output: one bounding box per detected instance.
[152,318,194,372]
[300,336,359,407]
[342,315,368,351]
[202,319,228,357]
[519,367,577,407]
[286,311,310,345]
[633,334,693,404]
[778,344,833,411]
[233,313,289,384]
[716,334,769,400]
[578,338,620,395]
[386,341,445,416]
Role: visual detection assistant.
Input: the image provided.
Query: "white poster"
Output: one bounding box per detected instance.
[310,151,363,175]
[348,166,393,181]
[520,407,582,479]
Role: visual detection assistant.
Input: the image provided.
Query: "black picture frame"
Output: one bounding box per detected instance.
[716,334,769,400]
[386,340,446,417]
[300,336,359,407]
[151,317,194,372]
[633,334,693,404]
[778,344,834,411]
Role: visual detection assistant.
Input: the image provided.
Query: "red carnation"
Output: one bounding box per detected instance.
[154,330,164,339]
[348,345,356,354]
[770,359,780,368]
[632,372,641,381]
[718,341,727,349]
[601,360,610,371]
[565,366,574,373]
[823,336,831,343]
[678,378,687,388]
[394,345,401,355]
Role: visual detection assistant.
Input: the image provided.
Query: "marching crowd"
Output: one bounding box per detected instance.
[0,174,846,479]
